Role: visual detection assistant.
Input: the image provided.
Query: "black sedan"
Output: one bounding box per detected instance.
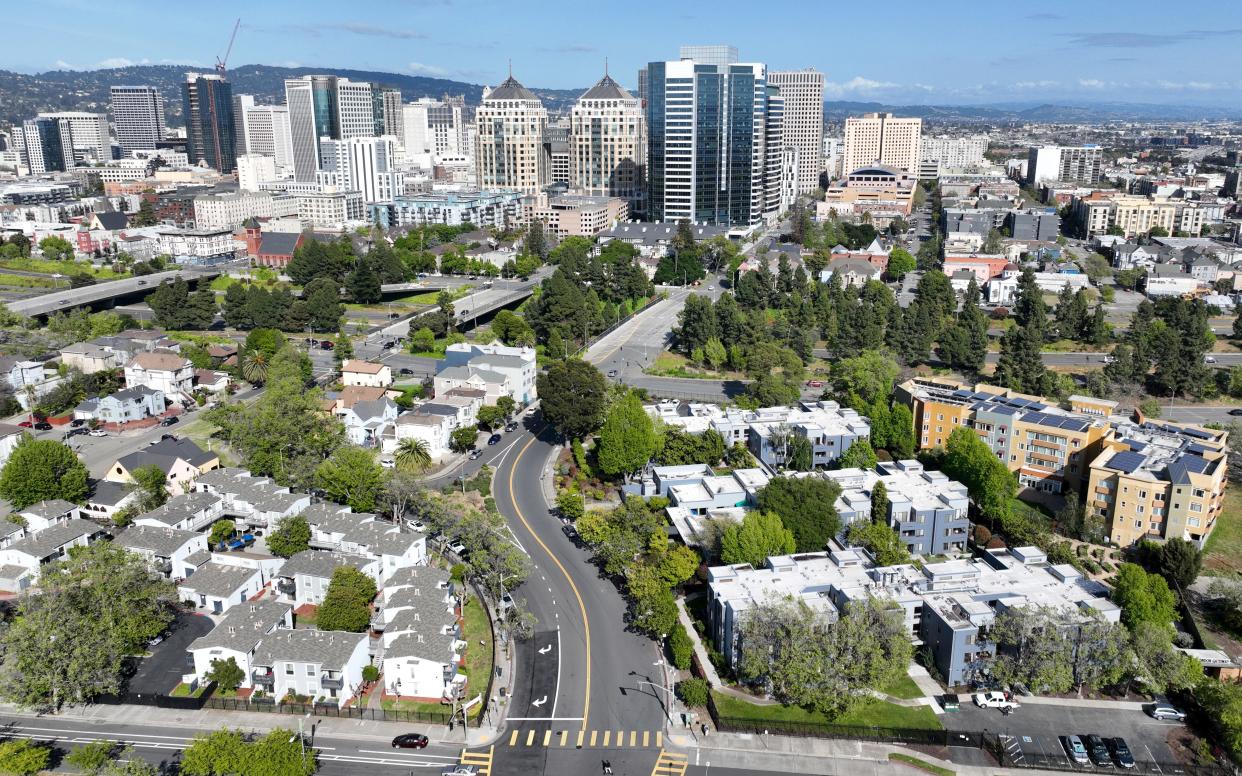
[487,433,502,446]
[1108,738,1135,769]
[1085,734,1113,767]
[1229,408,1242,416]
[392,733,429,749]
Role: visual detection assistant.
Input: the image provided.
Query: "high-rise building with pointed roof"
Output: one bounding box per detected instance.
[570,72,646,212]
[475,74,549,194]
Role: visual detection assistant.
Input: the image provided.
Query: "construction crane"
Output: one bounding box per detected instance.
[215,18,241,76]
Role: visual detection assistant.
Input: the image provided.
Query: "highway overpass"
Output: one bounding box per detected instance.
[7,269,220,317]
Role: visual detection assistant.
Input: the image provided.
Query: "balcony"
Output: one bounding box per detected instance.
[276,579,296,596]
[252,668,274,686]
[320,673,344,690]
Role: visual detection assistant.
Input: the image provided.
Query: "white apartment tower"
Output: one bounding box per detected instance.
[842,112,922,176]
[284,75,376,182]
[318,136,403,203]
[38,112,110,165]
[402,97,470,158]
[110,86,165,154]
[237,154,278,192]
[570,73,646,212]
[475,75,549,195]
[235,97,294,177]
[920,135,988,170]
[1026,145,1102,186]
[767,70,824,195]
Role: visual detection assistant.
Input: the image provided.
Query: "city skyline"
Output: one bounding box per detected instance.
[6,0,1242,108]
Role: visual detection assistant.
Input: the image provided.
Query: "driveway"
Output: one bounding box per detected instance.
[126,611,214,696]
[944,698,1187,767]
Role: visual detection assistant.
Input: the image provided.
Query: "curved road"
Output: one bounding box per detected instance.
[486,418,672,775]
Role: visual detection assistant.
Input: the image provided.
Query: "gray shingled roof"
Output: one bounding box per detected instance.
[187,599,290,653]
[185,549,212,567]
[258,232,301,257]
[343,522,422,556]
[384,565,451,591]
[277,549,371,580]
[5,519,102,560]
[486,75,539,102]
[115,524,201,557]
[118,438,217,475]
[19,499,78,522]
[580,74,632,101]
[254,629,368,669]
[137,491,222,527]
[90,480,137,508]
[385,629,458,662]
[180,562,258,598]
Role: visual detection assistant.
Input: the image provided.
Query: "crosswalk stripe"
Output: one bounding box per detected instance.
[577,730,585,748]
[508,730,518,746]
[629,730,636,747]
[542,730,551,746]
[559,729,568,747]
[656,731,662,748]
[590,730,598,747]
[525,729,535,747]
[602,730,611,746]
[617,730,624,747]
[643,731,650,747]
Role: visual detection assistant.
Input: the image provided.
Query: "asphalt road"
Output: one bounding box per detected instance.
[8,268,218,317]
[486,417,672,776]
[0,715,468,775]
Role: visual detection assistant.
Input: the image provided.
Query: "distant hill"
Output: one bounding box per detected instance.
[825,99,1242,123]
[0,64,1235,129]
[0,64,587,127]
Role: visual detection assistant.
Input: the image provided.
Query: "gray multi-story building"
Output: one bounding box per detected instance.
[182,73,236,173]
[1006,209,1061,241]
[110,85,166,154]
[707,544,1120,686]
[284,75,375,182]
[942,208,996,235]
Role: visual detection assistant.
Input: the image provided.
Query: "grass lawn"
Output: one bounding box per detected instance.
[0,256,127,279]
[644,351,737,380]
[889,753,955,776]
[0,272,57,288]
[879,673,925,700]
[1204,488,1242,576]
[381,697,453,715]
[170,682,208,698]
[710,691,942,731]
[462,596,494,707]
[178,418,235,466]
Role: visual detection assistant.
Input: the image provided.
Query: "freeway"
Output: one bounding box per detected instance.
[7,268,219,317]
[0,714,471,775]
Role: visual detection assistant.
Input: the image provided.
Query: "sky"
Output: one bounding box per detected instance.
[6,0,1242,107]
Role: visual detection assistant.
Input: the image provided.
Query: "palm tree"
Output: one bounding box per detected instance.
[393,438,432,474]
[240,350,269,385]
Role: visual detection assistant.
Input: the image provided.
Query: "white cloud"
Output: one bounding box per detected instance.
[98,57,137,68]
[1078,79,1108,88]
[408,61,450,77]
[1014,80,1059,89]
[823,76,902,98]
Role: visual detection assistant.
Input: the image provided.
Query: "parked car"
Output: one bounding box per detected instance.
[1085,734,1112,767]
[487,433,502,446]
[161,433,177,441]
[380,458,395,469]
[469,448,483,460]
[383,341,396,350]
[1205,355,1218,364]
[504,422,518,432]
[972,691,1018,712]
[89,429,107,437]
[16,420,31,428]
[388,312,400,319]
[399,368,414,376]
[448,540,468,556]
[1146,703,1186,721]
[391,733,429,749]
[1108,738,1135,769]
[1062,735,1090,765]
[940,694,961,712]
[160,416,179,427]
[70,418,85,427]
[1229,408,1242,417]
[64,427,87,438]
[320,341,335,350]
[806,380,825,388]
[607,369,619,378]
[499,593,515,613]
[33,422,52,431]
[441,767,477,776]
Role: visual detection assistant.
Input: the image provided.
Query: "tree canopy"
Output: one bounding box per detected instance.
[0,437,89,509]
[537,359,608,440]
[720,512,796,567]
[316,566,378,633]
[596,391,658,478]
[756,476,843,552]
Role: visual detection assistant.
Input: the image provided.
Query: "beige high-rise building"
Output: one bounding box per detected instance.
[570,73,646,212]
[768,70,824,194]
[842,112,922,176]
[475,75,549,195]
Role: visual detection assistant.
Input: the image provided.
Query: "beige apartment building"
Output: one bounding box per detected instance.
[1072,192,1209,238]
[475,76,549,195]
[768,70,824,194]
[842,112,922,177]
[1087,418,1228,547]
[570,73,646,211]
[528,194,628,239]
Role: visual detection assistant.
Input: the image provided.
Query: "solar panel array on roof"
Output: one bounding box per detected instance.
[1022,412,1090,432]
[1109,451,1147,475]
[953,389,973,399]
[1187,443,1210,456]
[1183,427,1214,440]
[1121,439,1147,451]
[1176,455,1212,474]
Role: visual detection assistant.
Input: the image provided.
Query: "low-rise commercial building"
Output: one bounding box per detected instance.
[369,190,524,230]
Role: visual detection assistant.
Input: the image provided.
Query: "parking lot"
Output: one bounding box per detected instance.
[944,699,1186,770]
[125,612,215,696]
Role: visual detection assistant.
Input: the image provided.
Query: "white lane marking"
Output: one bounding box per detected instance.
[505,716,585,722]
[357,749,461,761]
[551,625,562,720]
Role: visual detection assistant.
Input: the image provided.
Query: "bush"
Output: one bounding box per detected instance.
[669,624,694,670]
[362,664,380,683]
[675,678,709,708]
[1076,544,1088,557]
[990,306,1010,320]
[971,524,992,547]
[1084,559,1101,574]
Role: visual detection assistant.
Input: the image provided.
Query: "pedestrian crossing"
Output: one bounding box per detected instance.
[505,728,664,749]
[651,750,689,776]
[459,744,494,775]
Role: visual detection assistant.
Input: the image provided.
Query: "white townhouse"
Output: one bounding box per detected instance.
[178,561,264,614]
[133,491,226,533]
[441,342,537,404]
[17,499,80,531]
[274,550,380,607]
[124,351,195,400]
[340,360,392,389]
[251,629,370,707]
[377,566,465,702]
[0,423,27,470]
[188,600,293,691]
[0,518,109,585]
[114,524,208,579]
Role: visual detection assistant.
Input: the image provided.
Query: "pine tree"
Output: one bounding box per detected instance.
[222,283,252,329]
[347,260,381,303]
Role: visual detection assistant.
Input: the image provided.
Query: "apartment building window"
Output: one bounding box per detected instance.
[937,414,943,421]
[1134,519,1142,528]
[285,664,294,675]
[1139,490,1147,499]
[1190,518,1201,527]
[1137,506,1144,514]
[1191,503,1203,513]
[1194,489,1206,498]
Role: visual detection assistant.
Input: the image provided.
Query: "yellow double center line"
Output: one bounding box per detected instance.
[504,433,591,731]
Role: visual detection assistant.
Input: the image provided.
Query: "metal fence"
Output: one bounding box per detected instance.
[95,683,216,711]
[205,696,459,725]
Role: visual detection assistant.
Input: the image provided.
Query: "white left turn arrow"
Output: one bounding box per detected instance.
[532,696,547,708]
[538,644,552,655]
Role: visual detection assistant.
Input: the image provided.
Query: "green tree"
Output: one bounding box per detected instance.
[870,480,890,523]
[885,248,916,280]
[181,728,315,776]
[524,220,548,260]
[450,425,478,454]
[1151,537,1202,591]
[205,656,245,693]
[346,258,381,303]
[703,337,727,370]
[668,623,694,670]
[0,438,89,509]
[266,514,311,558]
[847,521,911,566]
[596,392,658,478]
[315,447,385,512]
[129,463,169,512]
[830,351,899,408]
[303,277,344,332]
[838,438,877,470]
[1129,621,1203,695]
[209,519,236,548]
[317,566,378,632]
[476,405,508,431]
[756,477,842,552]
[0,739,50,775]
[1112,563,1176,631]
[222,283,252,329]
[39,235,75,260]
[409,326,436,354]
[537,359,608,440]
[393,438,432,473]
[720,512,796,567]
[555,488,585,521]
[936,279,989,373]
[676,678,709,708]
[941,426,1016,527]
[65,740,118,774]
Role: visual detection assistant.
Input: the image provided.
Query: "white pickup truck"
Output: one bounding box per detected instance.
[973,691,1019,712]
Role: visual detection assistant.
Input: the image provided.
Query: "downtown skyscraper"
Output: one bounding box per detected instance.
[109,85,165,154]
[182,73,236,173]
[284,75,376,182]
[570,72,645,212]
